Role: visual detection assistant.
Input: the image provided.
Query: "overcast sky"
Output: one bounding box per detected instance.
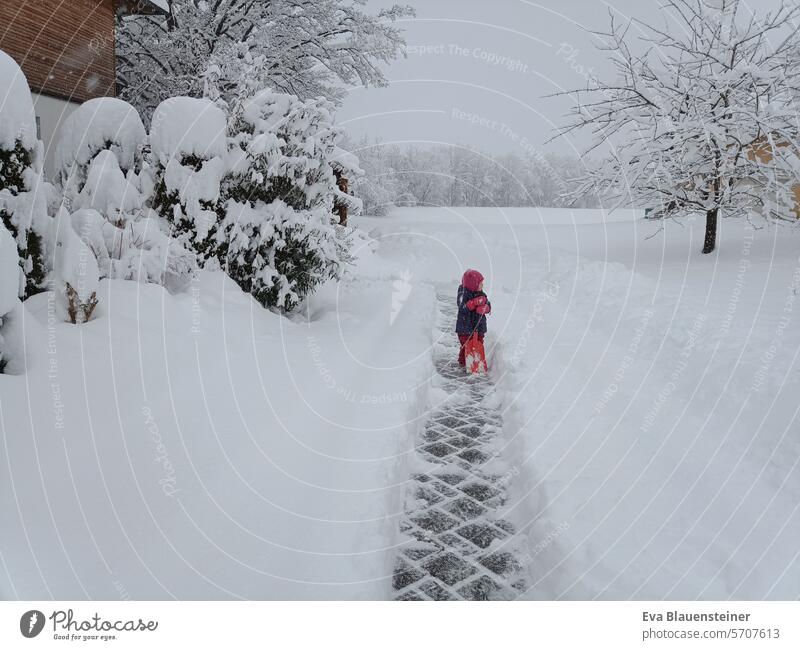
[336,0,658,157]
[337,0,782,157]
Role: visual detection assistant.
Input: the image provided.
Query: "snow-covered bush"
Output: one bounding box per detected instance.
[0,221,20,371]
[52,208,99,324]
[54,97,146,206]
[219,89,355,310]
[220,200,343,310]
[69,209,111,277]
[69,205,196,294]
[75,149,145,226]
[150,97,227,263]
[53,97,196,293]
[103,213,196,293]
[0,50,52,298]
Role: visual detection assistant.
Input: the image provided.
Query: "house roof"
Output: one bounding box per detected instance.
[116,0,169,16]
[146,0,169,11]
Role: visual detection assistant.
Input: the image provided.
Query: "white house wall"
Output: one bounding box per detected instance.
[32,92,79,181]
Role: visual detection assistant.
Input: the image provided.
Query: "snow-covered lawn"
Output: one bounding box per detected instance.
[358,207,800,599]
[2,206,798,599]
[0,262,434,599]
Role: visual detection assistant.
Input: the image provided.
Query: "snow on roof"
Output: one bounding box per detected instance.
[0,50,37,151]
[150,97,227,165]
[118,0,169,14]
[147,0,169,11]
[53,97,146,176]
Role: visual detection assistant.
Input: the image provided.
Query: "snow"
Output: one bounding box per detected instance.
[331,146,363,175]
[53,97,146,178]
[77,150,143,223]
[52,207,100,321]
[150,97,228,244]
[108,216,197,293]
[150,97,227,165]
[353,207,800,599]
[386,206,642,225]
[242,90,295,135]
[0,50,37,151]
[0,222,19,316]
[0,265,433,598]
[1,204,798,599]
[70,208,111,278]
[164,155,225,241]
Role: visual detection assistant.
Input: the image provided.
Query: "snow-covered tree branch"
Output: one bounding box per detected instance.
[117,0,415,119]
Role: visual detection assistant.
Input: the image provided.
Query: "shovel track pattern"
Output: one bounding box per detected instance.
[393,294,525,600]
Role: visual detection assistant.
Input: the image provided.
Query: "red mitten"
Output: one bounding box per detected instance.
[476,304,490,315]
[473,295,487,307]
[466,298,478,310]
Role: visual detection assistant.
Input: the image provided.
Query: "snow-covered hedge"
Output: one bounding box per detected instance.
[220,199,343,310]
[150,97,227,263]
[220,90,356,310]
[2,45,359,321]
[0,221,19,371]
[54,97,146,195]
[52,96,196,294]
[0,50,52,298]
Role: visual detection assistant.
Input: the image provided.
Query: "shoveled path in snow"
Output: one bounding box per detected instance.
[393,294,526,600]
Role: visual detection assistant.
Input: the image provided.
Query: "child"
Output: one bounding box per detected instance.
[456,269,491,367]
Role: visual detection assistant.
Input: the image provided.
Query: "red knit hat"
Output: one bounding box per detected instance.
[462,269,484,292]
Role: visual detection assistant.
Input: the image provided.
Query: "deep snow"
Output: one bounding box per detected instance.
[0,265,434,599]
[1,207,798,599]
[356,207,800,599]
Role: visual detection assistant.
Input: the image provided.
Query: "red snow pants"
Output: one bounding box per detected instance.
[458,333,484,366]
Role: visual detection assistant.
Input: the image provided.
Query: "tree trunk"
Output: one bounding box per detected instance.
[702,207,718,254]
[334,171,348,227]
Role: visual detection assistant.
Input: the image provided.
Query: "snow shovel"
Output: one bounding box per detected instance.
[465,333,488,374]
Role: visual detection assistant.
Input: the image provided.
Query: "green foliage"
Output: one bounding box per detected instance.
[220,164,341,311]
[215,91,351,312]
[224,221,331,312]
[0,140,30,192]
[0,140,47,298]
[151,153,225,264]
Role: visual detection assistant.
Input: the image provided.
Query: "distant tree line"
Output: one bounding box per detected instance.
[344,139,601,215]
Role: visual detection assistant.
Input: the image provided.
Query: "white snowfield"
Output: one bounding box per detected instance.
[1,207,798,599]
[388,206,643,225]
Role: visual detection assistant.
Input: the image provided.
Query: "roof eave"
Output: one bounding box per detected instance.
[115,0,170,17]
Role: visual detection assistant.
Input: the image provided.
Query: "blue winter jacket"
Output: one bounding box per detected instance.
[456,285,491,335]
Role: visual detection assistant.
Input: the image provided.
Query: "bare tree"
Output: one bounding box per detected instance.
[554,0,800,253]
